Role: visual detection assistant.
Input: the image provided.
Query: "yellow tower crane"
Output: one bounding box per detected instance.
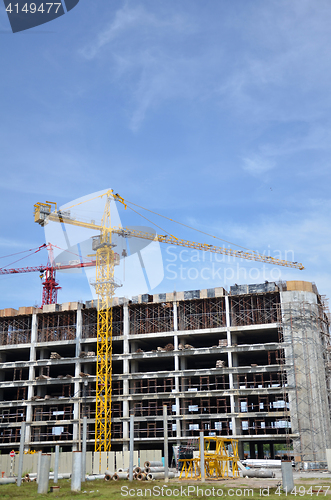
[34,189,304,453]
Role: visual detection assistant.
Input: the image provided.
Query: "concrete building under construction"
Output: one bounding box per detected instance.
[0,280,330,463]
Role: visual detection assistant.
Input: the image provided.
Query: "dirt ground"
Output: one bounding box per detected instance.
[179,469,331,489]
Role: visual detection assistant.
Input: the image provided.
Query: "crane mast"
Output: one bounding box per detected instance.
[90,195,120,452]
[33,191,304,455]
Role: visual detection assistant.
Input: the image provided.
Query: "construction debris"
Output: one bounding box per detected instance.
[157,343,174,352]
[79,351,95,358]
[216,360,225,368]
[50,352,61,359]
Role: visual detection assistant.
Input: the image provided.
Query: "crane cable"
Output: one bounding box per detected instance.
[0,244,47,270]
[114,196,252,252]
[121,203,179,241]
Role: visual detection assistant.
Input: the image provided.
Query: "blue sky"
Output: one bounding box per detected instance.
[1,0,331,309]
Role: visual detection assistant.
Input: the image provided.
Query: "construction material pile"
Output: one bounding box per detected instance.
[50,352,61,359]
[104,461,175,481]
[79,351,95,358]
[157,343,174,352]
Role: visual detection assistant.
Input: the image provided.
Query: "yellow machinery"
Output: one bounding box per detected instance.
[34,189,304,453]
[179,437,240,480]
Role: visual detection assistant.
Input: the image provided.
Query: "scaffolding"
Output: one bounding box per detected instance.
[0,315,31,345]
[281,297,331,462]
[37,312,76,342]
[129,303,174,335]
[230,293,279,326]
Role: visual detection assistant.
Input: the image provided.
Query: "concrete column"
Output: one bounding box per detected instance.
[75,308,82,358]
[26,313,38,444]
[225,295,232,344]
[54,445,59,484]
[174,305,179,373]
[39,348,49,360]
[71,451,82,492]
[173,301,178,331]
[82,417,87,481]
[238,441,244,460]
[174,323,179,390]
[16,422,26,487]
[249,442,255,459]
[129,414,134,481]
[123,304,130,451]
[175,374,180,392]
[175,397,181,444]
[270,442,275,459]
[73,309,82,452]
[281,461,294,492]
[37,454,50,494]
[73,400,80,451]
[36,451,42,484]
[225,295,235,425]
[163,405,169,482]
[257,442,264,459]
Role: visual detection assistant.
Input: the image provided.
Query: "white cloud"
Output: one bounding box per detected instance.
[78,1,331,132]
[242,156,276,176]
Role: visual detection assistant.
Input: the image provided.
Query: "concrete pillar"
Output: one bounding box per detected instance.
[257,442,264,459]
[16,422,26,487]
[129,414,134,481]
[175,396,181,445]
[173,301,178,332]
[238,441,244,460]
[54,445,59,484]
[82,417,87,481]
[270,442,275,459]
[39,348,49,360]
[71,451,82,492]
[249,442,255,459]
[73,308,82,452]
[26,313,38,445]
[163,405,169,482]
[281,461,294,492]
[36,451,42,484]
[123,303,129,451]
[37,454,50,494]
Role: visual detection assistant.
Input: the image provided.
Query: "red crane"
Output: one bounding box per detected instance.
[0,243,96,305]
